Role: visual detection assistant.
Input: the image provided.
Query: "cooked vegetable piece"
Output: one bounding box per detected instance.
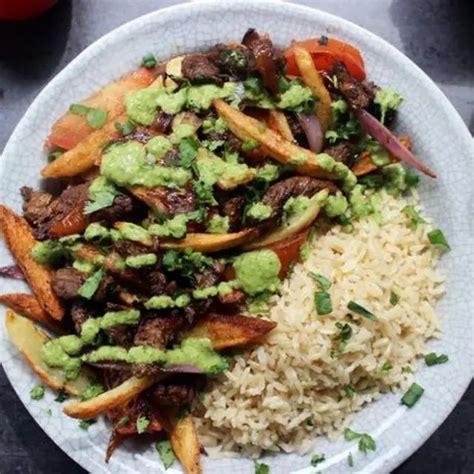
[214,99,335,179]
[168,414,202,474]
[5,311,91,395]
[315,291,332,315]
[427,229,450,249]
[160,229,259,253]
[46,68,155,150]
[347,301,377,321]
[0,205,64,320]
[267,110,295,141]
[185,313,276,350]
[424,352,449,366]
[293,46,332,131]
[156,440,176,470]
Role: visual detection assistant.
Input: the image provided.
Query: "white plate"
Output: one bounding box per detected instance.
[0,1,472,473]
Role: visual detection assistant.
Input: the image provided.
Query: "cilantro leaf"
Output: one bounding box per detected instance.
[156,440,176,470]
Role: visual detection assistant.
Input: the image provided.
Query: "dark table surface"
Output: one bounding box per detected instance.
[0,1,472,473]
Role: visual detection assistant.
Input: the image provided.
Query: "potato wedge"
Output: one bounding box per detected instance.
[166,55,185,78]
[0,205,64,320]
[64,375,159,419]
[352,135,412,176]
[160,228,259,253]
[186,313,277,350]
[267,110,295,141]
[0,293,63,333]
[41,117,122,178]
[5,310,91,395]
[293,46,332,131]
[214,100,334,179]
[46,67,156,151]
[169,415,202,474]
[244,189,328,249]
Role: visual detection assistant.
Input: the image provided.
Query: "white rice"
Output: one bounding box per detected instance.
[196,190,445,457]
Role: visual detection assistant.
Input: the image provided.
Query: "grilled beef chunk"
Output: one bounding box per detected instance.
[133,315,186,349]
[113,240,154,258]
[261,176,338,222]
[153,112,174,134]
[22,183,89,240]
[332,61,373,109]
[150,383,196,406]
[70,300,91,334]
[147,269,167,295]
[134,186,196,217]
[93,273,117,302]
[182,54,221,84]
[323,143,354,166]
[90,194,134,223]
[183,299,213,324]
[222,196,245,230]
[105,325,134,347]
[52,267,86,300]
[242,28,280,95]
[208,44,256,78]
[193,268,221,289]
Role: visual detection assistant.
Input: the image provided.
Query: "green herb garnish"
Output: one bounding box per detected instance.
[344,385,355,398]
[156,440,176,470]
[54,391,68,403]
[347,301,377,321]
[114,120,136,136]
[81,381,105,401]
[79,419,96,431]
[69,103,108,129]
[390,291,400,306]
[141,53,157,69]
[310,453,325,466]
[427,229,450,249]
[344,428,376,454]
[382,362,392,372]
[136,416,150,434]
[30,385,45,400]
[117,416,130,427]
[424,352,449,366]
[254,461,270,474]
[242,139,259,152]
[179,136,199,168]
[309,272,331,291]
[77,268,104,299]
[401,382,424,407]
[402,205,426,229]
[335,322,353,353]
[348,452,354,467]
[315,291,332,315]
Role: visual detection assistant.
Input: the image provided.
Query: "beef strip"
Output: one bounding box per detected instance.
[150,383,196,406]
[90,194,134,223]
[323,143,354,166]
[93,273,117,302]
[133,315,187,349]
[332,61,374,109]
[153,112,174,134]
[208,43,256,78]
[147,269,167,295]
[134,185,196,217]
[106,325,134,347]
[222,196,245,231]
[113,240,155,258]
[70,300,91,334]
[217,290,246,312]
[182,54,222,84]
[260,176,338,223]
[52,267,86,300]
[242,28,280,95]
[22,183,89,240]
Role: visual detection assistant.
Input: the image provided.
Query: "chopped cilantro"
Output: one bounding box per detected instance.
[242,139,259,152]
[136,416,150,434]
[382,362,392,372]
[347,301,377,321]
[69,103,108,129]
[178,136,199,168]
[344,385,355,398]
[79,419,96,431]
[427,229,450,249]
[77,268,104,299]
[141,53,157,69]
[30,385,45,400]
[402,205,426,229]
[424,352,449,366]
[54,391,68,403]
[117,416,130,427]
[84,176,120,214]
[162,248,213,277]
[311,453,325,466]
[401,382,424,407]
[114,119,136,136]
[344,428,376,454]
[81,381,105,401]
[254,461,270,474]
[390,291,400,306]
[156,440,176,469]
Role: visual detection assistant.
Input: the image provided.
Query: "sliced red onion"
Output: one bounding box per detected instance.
[356,109,437,178]
[89,361,203,375]
[296,113,324,153]
[0,265,25,280]
[162,364,203,374]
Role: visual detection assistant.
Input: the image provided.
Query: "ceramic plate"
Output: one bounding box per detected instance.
[0,1,472,473]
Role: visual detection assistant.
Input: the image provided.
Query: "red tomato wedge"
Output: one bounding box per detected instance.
[46,67,156,151]
[48,202,89,237]
[284,38,366,81]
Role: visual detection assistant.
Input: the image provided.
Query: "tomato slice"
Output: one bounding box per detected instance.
[284,37,366,80]
[48,202,89,237]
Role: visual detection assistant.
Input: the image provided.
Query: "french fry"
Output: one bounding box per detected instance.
[0,205,64,320]
[160,228,259,253]
[63,375,159,419]
[186,313,277,350]
[169,415,202,474]
[5,310,92,395]
[293,46,332,131]
[267,110,295,141]
[41,117,122,178]
[352,135,412,176]
[214,100,334,179]
[0,293,63,333]
[46,67,156,151]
